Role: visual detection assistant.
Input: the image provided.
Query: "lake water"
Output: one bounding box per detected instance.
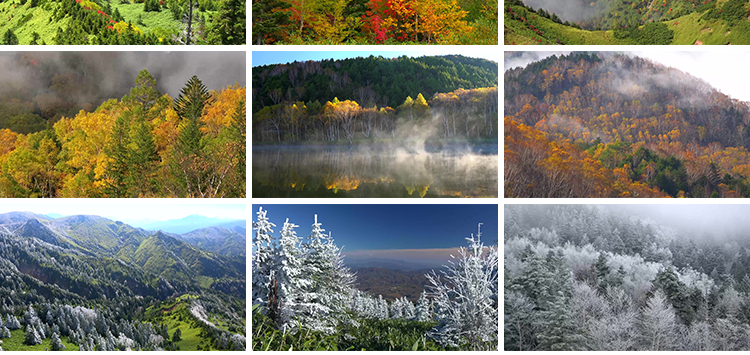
[252,145,498,198]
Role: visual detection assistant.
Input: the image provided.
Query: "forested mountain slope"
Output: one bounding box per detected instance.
[505,52,750,197]
[252,55,498,112]
[0,212,245,350]
[505,204,750,350]
[253,55,498,144]
[504,0,750,44]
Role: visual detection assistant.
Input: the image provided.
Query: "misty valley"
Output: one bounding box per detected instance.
[0,211,246,351]
[252,54,499,198]
[506,204,750,351]
[505,52,750,198]
[252,145,497,198]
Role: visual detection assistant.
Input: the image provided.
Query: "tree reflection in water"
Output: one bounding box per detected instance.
[252,146,497,198]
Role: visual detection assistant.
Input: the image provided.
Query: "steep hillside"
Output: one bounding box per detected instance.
[177,226,246,256]
[130,232,243,283]
[0,0,244,45]
[252,54,498,112]
[505,52,750,197]
[504,0,750,44]
[48,215,149,253]
[0,213,246,350]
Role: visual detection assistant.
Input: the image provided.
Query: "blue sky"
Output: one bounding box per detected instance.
[252,204,498,251]
[252,51,499,67]
[0,203,246,224]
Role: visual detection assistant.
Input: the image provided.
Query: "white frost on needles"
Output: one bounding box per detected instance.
[425,223,499,350]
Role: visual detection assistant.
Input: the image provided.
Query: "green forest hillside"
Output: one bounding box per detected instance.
[504,0,750,45]
[0,0,244,44]
[252,55,498,112]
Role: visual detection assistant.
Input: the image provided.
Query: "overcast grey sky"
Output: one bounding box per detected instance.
[505,51,750,102]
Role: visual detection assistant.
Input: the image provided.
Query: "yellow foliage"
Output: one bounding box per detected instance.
[201,85,246,136]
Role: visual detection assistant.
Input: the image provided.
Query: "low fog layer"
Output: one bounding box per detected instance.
[506,51,750,102]
[600,205,750,243]
[520,0,602,23]
[504,51,569,71]
[0,52,246,107]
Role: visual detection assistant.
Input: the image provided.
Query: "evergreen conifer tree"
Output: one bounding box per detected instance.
[105,111,133,197]
[127,69,161,111]
[273,218,307,331]
[51,332,66,350]
[426,224,498,350]
[537,291,587,350]
[415,291,432,321]
[127,115,159,196]
[210,0,245,44]
[25,325,42,345]
[252,207,276,308]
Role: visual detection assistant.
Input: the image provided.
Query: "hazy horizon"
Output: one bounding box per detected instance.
[0,205,246,226]
[505,51,750,102]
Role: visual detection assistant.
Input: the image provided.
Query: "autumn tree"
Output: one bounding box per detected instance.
[252,0,291,44]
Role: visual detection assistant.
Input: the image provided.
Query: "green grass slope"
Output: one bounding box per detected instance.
[141,294,229,351]
[0,1,69,44]
[2,329,80,351]
[504,0,750,45]
[0,0,214,44]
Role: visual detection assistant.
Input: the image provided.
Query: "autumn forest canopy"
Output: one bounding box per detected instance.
[505,52,750,198]
[0,55,246,198]
[252,54,499,144]
[251,0,497,44]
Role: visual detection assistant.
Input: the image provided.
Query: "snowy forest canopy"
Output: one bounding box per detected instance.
[505,204,750,351]
[252,207,498,351]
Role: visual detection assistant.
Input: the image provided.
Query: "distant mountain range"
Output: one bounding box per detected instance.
[0,211,246,300]
[353,267,433,302]
[136,214,246,234]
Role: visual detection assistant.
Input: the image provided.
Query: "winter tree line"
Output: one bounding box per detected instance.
[252,207,498,350]
[505,205,750,351]
[0,221,246,351]
[0,297,244,351]
[0,304,174,350]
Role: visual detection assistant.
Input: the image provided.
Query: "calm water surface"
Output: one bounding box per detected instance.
[252,145,498,198]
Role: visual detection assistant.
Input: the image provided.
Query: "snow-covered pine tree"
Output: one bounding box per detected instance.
[425,223,499,350]
[415,291,432,321]
[252,207,277,309]
[0,327,9,339]
[402,297,416,319]
[297,215,356,333]
[24,324,42,345]
[273,218,308,331]
[390,298,404,319]
[377,295,389,319]
[51,332,66,351]
[537,290,586,350]
[7,316,20,330]
[639,290,677,351]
